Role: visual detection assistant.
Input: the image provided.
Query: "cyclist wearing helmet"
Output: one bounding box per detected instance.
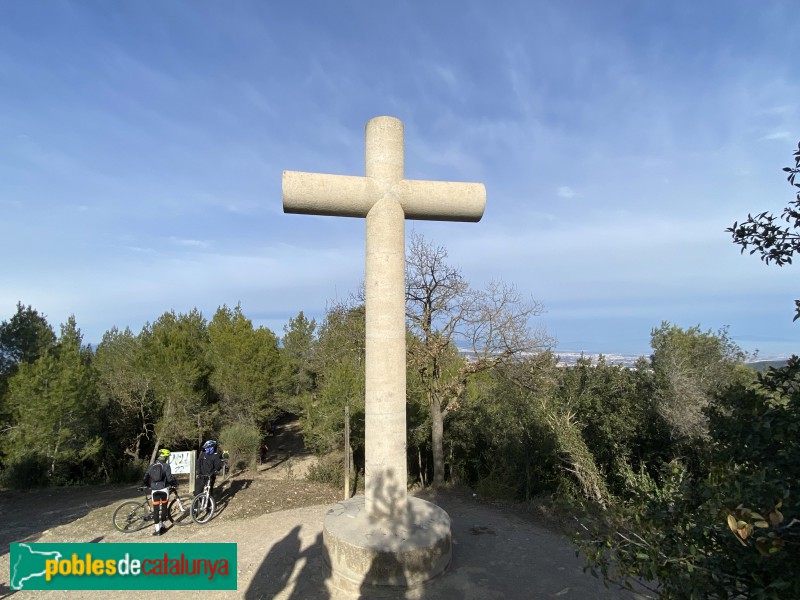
[198,440,223,497]
[144,448,177,536]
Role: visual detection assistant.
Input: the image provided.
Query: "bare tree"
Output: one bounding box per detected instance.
[406,232,552,486]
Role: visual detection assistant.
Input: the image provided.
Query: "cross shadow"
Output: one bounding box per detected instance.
[244,527,330,599]
[365,468,404,534]
[354,471,450,598]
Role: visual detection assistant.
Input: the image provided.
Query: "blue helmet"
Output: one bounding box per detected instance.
[202,440,217,454]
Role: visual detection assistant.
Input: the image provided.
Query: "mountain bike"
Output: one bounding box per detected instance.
[191,476,216,524]
[112,486,193,532]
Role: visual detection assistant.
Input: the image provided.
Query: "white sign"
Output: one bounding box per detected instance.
[168,451,193,475]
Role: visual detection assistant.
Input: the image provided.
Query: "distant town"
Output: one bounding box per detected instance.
[458,348,792,371]
[553,352,644,368]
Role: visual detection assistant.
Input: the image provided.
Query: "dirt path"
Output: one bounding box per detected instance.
[0,420,649,599]
[1,487,646,600]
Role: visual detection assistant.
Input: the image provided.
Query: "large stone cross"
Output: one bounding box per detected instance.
[283,116,485,522]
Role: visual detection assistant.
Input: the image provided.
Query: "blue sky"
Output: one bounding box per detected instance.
[1,1,798,358]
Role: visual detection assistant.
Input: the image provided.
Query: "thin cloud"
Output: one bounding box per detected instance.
[124,246,157,254]
[758,131,793,141]
[557,186,576,199]
[432,63,458,91]
[169,237,212,248]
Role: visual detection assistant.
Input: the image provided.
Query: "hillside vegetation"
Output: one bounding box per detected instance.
[2,228,798,599]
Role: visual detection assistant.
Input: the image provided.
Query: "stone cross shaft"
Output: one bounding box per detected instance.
[283,116,485,521]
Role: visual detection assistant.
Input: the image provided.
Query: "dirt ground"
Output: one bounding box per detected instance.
[0,420,649,600]
[0,418,332,556]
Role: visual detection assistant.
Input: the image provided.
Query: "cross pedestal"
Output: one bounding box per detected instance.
[283,116,485,592]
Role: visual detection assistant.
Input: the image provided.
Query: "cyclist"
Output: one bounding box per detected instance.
[198,440,223,497]
[143,448,177,536]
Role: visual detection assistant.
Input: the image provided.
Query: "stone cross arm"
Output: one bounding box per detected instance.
[282,170,486,222]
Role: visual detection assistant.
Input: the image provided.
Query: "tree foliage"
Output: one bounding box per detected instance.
[651,323,751,445]
[710,359,800,565]
[0,302,56,373]
[0,301,308,485]
[94,327,156,463]
[279,311,317,412]
[301,302,365,456]
[501,354,613,504]
[139,309,212,461]
[728,141,800,319]
[5,317,101,484]
[556,354,662,497]
[0,303,56,414]
[208,303,281,427]
[576,358,800,599]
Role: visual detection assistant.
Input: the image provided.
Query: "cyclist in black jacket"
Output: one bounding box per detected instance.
[144,448,177,536]
[198,440,223,497]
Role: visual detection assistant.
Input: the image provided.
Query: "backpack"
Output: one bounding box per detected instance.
[199,452,215,476]
[148,462,165,484]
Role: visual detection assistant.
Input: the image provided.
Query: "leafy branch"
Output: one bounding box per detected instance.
[727,142,800,319]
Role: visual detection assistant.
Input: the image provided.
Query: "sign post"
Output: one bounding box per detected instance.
[167,451,195,492]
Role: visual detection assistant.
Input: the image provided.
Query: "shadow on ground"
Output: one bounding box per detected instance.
[213,478,253,518]
[245,528,329,599]
[0,484,137,555]
[240,488,648,600]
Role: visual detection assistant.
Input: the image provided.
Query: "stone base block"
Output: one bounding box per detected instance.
[323,495,452,594]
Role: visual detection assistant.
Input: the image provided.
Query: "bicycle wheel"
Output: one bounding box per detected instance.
[113,501,149,532]
[168,495,194,526]
[191,494,216,524]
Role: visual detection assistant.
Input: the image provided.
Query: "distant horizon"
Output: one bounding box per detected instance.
[551,349,795,364]
[14,303,793,366]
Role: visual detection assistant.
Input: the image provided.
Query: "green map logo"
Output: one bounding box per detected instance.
[10,543,63,590]
[9,542,237,590]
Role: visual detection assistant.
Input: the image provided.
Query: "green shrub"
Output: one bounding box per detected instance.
[307,453,345,489]
[576,358,800,599]
[110,459,148,484]
[219,423,261,471]
[474,465,522,502]
[0,453,50,488]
